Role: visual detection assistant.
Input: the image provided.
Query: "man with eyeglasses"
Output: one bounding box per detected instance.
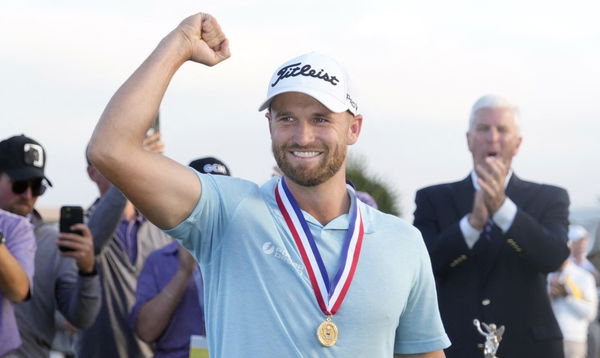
[0,135,101,357]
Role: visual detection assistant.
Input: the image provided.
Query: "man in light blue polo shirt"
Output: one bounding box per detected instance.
[88,12,450,357]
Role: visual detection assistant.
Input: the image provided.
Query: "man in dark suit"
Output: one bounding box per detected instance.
[414,94,570,358]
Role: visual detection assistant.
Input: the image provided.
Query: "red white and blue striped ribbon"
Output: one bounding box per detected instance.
[275,177,364,315]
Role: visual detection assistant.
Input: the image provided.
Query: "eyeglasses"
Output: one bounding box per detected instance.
[11,178,47,196]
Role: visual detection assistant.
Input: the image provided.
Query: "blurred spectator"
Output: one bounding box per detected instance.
[356,191,378,209]
[0,209,35,356]
[413,94,570,357]
[76,133,172,358]
[130,157,230,357]
[549,228,598,358]
[188,157,230,176]
[0,134,100,357]
[569,225,600,282]
[586,221,600,271]
[568,224,600,358]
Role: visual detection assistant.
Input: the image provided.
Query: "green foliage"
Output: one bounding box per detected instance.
[346,156,401,217]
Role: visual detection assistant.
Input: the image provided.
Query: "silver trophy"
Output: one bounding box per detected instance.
[473,319,505,358]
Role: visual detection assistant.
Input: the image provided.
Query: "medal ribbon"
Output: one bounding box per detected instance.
[275,177,364,315]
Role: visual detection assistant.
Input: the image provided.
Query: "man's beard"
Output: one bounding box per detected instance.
[8,199,34,217]
[272,141,346,187]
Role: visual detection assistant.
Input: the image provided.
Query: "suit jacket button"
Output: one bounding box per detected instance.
[482,298,491,306]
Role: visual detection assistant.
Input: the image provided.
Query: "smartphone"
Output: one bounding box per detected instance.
[59,205,84,252]
[146,112,160,137]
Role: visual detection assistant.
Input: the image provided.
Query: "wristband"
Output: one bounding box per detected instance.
[79,266,98,277]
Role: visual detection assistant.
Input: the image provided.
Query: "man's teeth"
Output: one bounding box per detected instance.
[293,151,320,158]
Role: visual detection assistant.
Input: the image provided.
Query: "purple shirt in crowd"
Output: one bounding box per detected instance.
[0,209,36,355]
[116,212,144,264]
[130,241,205,358]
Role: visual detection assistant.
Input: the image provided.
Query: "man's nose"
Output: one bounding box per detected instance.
[19,186,34,199]
[293,120,315,145]
[487,127,500,141]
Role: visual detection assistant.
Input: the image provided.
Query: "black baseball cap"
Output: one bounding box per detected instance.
[188,157,231,176]
[0,135,53,186]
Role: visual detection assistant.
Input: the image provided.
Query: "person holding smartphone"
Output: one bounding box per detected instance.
[0,134,101,357]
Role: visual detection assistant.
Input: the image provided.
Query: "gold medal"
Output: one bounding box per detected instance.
[317,316,338,347]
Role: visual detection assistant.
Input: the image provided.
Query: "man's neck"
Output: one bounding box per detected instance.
[284,173,350,226]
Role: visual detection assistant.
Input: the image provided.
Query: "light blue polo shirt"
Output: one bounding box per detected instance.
[166,172,450,357]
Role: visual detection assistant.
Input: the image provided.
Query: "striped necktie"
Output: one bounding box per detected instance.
[483,219,494,241]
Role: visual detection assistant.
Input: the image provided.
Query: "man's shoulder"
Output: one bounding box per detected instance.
[0,209,32,230]
[567,262,596,285]
[363,204,421,238]
[202,172,267,204]
[511,176,568,197]
[416,177,468,196]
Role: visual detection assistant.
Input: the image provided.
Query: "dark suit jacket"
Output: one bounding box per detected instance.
[414,174,570,358]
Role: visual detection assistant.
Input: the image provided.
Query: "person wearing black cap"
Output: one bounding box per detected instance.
[0,135,101,357]
[0,135,52,217]
[188,157,230,176]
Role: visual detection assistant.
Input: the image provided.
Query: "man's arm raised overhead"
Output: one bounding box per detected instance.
[88,13,230,229]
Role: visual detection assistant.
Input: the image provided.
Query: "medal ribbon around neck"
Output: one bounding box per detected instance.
[275,177,365,315]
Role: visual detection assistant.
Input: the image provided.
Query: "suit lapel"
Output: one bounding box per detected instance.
[506,174,531,209]
[451,176,474,217]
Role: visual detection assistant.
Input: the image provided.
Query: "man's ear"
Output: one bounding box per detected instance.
[512,136,523,157]
[347,114,363,145]
[466,131,474,154]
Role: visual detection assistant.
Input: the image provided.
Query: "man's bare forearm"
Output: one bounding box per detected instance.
[0,245,29,302]
[135,267,192,342]
[87,14,228,229]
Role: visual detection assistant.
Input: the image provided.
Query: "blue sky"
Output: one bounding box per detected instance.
[1,0,599,223]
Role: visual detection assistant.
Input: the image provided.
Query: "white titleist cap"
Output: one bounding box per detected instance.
[258,52,358,115]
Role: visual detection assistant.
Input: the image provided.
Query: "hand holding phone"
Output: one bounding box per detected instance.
[59,206,84,252]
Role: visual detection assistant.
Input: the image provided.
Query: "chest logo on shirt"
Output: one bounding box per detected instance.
[262,241,305,276]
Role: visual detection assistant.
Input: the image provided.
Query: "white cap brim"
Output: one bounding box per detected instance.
[258,86,351,114]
